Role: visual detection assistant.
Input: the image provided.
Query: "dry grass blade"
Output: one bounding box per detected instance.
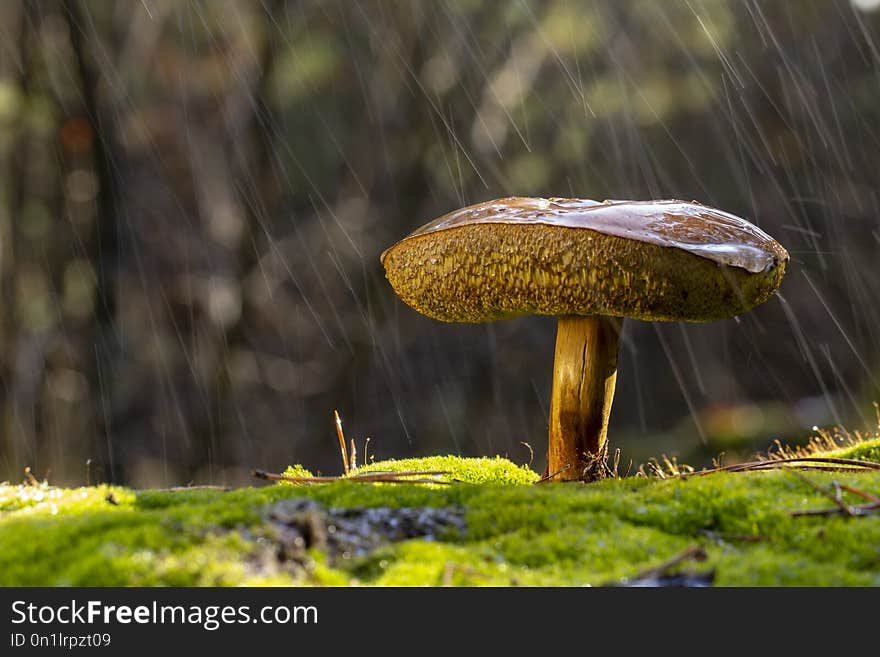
[610,448,621,479]
[637,454,695,479]
[766,421,880,462]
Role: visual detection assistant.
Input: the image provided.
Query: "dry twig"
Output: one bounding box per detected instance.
[699,530,767,543]
[631,545,707,581]
[788,473,880,518]
[787,471,855,517]
[519,442,534,467]
[837,483,880,504]
[252,468,453,486]
[693,455,880,476]
[334,410,349,475]
[154,485,232,492]
[442,562,488,586]
[791,500,880,517]
[22,467,39,487]
[535,463,572,484]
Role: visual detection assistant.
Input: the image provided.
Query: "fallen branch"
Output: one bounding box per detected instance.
[693,455,880,476]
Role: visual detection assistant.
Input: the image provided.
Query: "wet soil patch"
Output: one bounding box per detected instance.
[260,498,466,570]
[614,571,716,587]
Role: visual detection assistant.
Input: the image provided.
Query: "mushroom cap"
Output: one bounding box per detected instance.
[381,197,789,323]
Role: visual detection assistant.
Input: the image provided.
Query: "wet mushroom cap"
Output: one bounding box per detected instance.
[381,197,789,323]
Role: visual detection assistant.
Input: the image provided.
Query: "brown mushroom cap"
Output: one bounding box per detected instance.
[381,197,789,323]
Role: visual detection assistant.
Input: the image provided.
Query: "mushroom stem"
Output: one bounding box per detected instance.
[548,315,620,481]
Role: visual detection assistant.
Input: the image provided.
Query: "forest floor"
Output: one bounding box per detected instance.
[2,440,879,586]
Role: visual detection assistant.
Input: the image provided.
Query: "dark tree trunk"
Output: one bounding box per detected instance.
[2,1,40,479]
[64,0,121,481]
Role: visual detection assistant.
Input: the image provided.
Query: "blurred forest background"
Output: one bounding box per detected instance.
[1,0,879,486]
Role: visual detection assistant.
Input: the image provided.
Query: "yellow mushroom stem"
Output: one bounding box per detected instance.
[548,315,620,481]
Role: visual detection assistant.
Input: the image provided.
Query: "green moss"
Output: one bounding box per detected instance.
[353,455,539,485]
[1,456,879,586]
[282,464,315,479]
[0,483,297,586]
[823,436,880,463]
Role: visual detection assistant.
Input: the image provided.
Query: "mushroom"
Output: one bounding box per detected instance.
[381,198,788,481]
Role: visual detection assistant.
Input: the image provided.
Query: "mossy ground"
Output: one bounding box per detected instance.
[2,441,879,586]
